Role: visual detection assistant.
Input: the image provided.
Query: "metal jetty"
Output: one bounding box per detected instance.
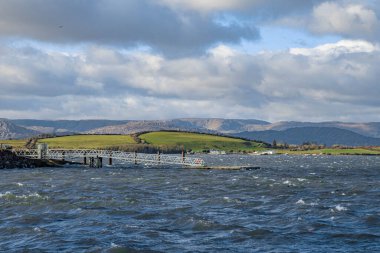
[13,144,205,168]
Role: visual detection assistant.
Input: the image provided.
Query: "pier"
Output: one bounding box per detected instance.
[13,144,205,168]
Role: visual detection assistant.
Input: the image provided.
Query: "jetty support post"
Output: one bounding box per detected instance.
[182,150,185,163]
[108,151,112,166]
[98,157,103,168]
[134,151,137,165]
[89,157,94,167]
[83,154,87,165]
[96,156,103,168]
[157,151,161,164]
[37,143,48,159]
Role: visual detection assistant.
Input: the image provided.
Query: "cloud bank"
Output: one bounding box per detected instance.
[0,0,379,122]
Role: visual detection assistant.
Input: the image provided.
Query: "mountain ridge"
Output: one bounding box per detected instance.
[235,127,380,147]
[2,118,380,146]
[0,119,39,140]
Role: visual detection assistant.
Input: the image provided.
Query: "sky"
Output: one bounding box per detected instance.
[0,0,379,122]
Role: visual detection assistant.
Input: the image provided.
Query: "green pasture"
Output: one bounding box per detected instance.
[38,135,136,149]
[139,131,266,152]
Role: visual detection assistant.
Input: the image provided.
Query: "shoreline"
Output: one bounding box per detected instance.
[0,150,78,169]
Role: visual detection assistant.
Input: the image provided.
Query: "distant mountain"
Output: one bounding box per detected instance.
[0,119,39,140]
[10,119,130,134]
[86,118,270,135]
[235,127,380,146]
[3,118,380,146]
[242,121,380,138]
[86,120,211,135]
[176,118,270,133]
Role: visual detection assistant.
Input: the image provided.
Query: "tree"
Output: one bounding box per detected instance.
[272,139,277,148]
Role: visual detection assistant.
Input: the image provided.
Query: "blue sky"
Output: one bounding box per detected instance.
[0,0,379,122]
[240,26,342,53]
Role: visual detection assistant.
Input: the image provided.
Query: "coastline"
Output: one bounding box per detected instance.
[0,150,73,169]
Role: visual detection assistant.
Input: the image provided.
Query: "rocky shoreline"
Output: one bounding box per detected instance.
[0,150,67,169]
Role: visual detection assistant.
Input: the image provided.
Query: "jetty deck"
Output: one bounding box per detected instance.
[13,148,205,167]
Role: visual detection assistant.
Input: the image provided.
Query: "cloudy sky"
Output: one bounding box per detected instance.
[0,0,379,122]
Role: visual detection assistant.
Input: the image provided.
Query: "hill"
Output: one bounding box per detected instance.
[38,135,136,149]
[139,131,266,152]
[11,119,130,134]
[254,121,380,138]
[0,119,39,140]
[1,132,267,153]
[235,127,380,146]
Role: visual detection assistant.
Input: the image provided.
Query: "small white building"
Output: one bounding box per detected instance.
[209,150,227,155]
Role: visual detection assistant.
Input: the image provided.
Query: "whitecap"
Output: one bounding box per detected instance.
[296,199,305,205]
[110,242,119,248]
[335,204,347,211]
[1,192,48,200]
[297,178,306,182]
[283,180,296,186]
[16,183,24,187]
[223,196,230,200]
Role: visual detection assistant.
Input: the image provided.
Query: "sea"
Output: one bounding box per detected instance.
[0,155,379,252]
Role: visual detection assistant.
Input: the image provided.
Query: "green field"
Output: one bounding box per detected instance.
[1,132,265,152]
[38,135,136,149]
[0,139,27,148]
[139,131,266,152]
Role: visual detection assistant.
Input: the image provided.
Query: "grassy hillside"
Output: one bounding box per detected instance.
[139,131,266,152]
[1,132,266,153]
[38,135,136,149]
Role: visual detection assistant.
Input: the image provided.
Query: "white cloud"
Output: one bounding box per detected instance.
[311,2,379,37]
[278,1,380,41]
[290,40,379,57]
[0,40,379,122]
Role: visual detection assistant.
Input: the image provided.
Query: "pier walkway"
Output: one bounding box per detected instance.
[13,148,205,168]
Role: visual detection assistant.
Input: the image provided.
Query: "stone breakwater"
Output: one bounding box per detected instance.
[0,150,63,169]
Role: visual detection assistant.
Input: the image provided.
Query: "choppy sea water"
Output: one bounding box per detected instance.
[0,155,379,252]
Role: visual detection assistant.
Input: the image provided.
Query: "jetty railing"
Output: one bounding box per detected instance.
[13,149,205,167]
